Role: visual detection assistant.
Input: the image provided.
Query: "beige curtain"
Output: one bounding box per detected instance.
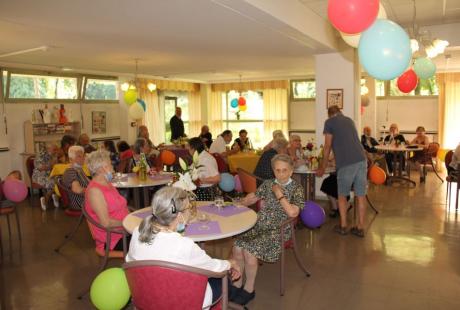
[437,73,460,149]
[212,80,289,92]
[138,88,164,145]
[209,91,224,135]
[138,79,200,92]
[263,88,288,142]
[187,91,201,137]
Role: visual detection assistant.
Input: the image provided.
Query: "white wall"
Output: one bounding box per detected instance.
[1,102,122,178]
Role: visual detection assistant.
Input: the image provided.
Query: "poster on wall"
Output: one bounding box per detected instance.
[326,89,343,109]
[92,111,106,134]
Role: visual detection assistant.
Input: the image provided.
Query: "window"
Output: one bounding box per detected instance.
[222,90,264,148]
[84,78,118,101]
[164,94,189,142]
[290,80,315,100]
[375,80,386,97]
[8,73,78,100]
[2,71,6,97]
[382,76,438,97]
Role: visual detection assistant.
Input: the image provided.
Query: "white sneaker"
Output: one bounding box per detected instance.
[40,196,47,211]
[52,194,60,208]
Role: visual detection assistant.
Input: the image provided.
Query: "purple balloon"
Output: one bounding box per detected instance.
[300,201,326,229]
[3,179,28,203]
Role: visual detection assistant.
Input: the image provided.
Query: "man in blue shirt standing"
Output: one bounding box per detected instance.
[317,105,367,237]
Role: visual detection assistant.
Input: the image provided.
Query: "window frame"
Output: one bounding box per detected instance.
[375,79,438,99]
[163,95,189,142]
[1,68,118,104]
[290,79,316,101]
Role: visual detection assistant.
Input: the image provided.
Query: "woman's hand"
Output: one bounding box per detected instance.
[229,260,241,281]
[272,184,284,199]
[148,168,158,176]
[242,193,258,206]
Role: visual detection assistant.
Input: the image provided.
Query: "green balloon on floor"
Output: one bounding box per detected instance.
[90,268,130,310]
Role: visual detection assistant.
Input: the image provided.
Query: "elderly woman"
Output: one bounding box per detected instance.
[233,129,252,151]
[127,187,240,308]
[262,130,285,152]
[187,137,221,201]
[384,123,407,174]
[57,135,76,163]
[254,137,289,181]
[287,135,305,167]
[231,154,304,305]
[117,138,155,174]
[409,126,431,182]
[85,150,129,251]
[33,143,59,211]
[62,146,90,211]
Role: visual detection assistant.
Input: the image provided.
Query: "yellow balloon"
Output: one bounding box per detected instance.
[239,105,247,112]
[124,89,138,105]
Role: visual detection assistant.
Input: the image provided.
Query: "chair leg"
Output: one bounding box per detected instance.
[55,214,84,252]
[456,185,459,211]
[6,214,12,241]
[280,241,285,296]
[290,226,311,278]
[14,207,22,241]
[430,162,444,183]
[446,181,450,204]
[366,195,379,214]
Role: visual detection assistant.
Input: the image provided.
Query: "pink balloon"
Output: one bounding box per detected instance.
[2,179,28,203]
[234,175,243,193]
[328,0,380,34]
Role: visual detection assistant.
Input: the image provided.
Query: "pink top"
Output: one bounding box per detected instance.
[84,180,129,251]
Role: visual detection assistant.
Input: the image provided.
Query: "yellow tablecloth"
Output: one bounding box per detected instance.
[50,164,90,195]
[228,152,260,174]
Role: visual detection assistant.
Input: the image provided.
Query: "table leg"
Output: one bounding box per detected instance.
[133,188,141,209]
[387,151,416,186]
[143,187,150,208]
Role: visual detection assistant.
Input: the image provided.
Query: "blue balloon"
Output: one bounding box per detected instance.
[137,98,146,112]
[358,20,411,80]
[230,98,238,108]
[219,173,235,192]
[300,201,325,229]
[413,57,436,79]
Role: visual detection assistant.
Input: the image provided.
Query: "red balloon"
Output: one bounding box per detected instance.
[328,0,380,34]
[397,69,418,93]
[238,97,246,106]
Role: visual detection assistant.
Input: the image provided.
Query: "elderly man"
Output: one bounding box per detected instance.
[361,126,379,154]
[78,133,96,154]
[209,130,239,159]
[317,105,367,238]
[170,107,186,141]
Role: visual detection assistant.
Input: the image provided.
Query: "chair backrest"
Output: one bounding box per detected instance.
[445,150,454,169]
[237,168,262,193]
[56,177,70,208]
[426,142,440,158]
[26,156,35,179]
[211,153,229,173]
[123,260,226,310]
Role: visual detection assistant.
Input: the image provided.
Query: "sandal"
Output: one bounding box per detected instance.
[350,227,365,238]
[334,225,348,235]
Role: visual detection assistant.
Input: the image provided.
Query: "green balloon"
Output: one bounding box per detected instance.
[90,268,131,310]
[413,57,436,79]
[124,89,138,105]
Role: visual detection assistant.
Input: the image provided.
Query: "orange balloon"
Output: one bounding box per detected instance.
[368,165,386,185]
[160,150,176,166]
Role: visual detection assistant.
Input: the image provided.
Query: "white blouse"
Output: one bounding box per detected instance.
[198,151,219,188]
[209,135,227,155]
[126,229,230,308]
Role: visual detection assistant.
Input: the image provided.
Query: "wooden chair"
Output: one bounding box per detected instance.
[77,206,127,299]
[212,153,229,173]
[26,155,44,203]
[419,142,443,183]
[54,178,84,252]
[123,260,244,310]
[0,179,22,250]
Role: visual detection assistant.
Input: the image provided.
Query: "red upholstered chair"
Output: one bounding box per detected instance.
[0,179,22,249]
[212,153,229,173]
[77,206,127,299]
[237,168,262,194]
[123,260,243,310]
[26,155,44,202]
[54,178,84,253]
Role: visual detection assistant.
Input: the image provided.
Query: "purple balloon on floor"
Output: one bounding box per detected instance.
[300,201,326,229]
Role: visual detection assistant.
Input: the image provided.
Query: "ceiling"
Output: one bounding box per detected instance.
[0,0,459,82]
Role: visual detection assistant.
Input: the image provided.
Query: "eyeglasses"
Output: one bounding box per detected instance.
[171,197,190,214]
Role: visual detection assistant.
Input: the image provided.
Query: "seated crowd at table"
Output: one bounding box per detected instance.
[7,112,458,307]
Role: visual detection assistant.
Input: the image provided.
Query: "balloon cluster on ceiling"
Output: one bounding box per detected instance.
[328,0,436,97]
[124,88,146,120]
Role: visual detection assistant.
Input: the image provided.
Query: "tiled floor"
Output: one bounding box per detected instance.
[1,172,459,309]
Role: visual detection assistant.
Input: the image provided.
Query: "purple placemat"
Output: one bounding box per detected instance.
[133,211,152,219]
[185,221,221,236]
[198,205,250,217]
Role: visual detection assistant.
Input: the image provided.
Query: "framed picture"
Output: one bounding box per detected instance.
[326,89,343,109]
[92,111,106,134]
[290,79,316,101]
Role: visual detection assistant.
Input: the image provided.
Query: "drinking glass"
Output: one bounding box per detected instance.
[197,212,210,230]
[214,195,224,211]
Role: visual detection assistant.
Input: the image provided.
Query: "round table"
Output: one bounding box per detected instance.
[293,165,335,201]
[112,173,173,209]
[375,145,424,186]
[123,201,258,243]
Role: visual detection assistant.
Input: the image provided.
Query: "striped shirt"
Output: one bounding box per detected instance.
[63,166,90,210]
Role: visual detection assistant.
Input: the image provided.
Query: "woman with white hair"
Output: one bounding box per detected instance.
[262,130,285,152]
[33,143,59,211]
[127,186,241,308]
[62,145,90,211]
[85,150,129,251]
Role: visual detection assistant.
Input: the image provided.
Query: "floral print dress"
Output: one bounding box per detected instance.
[32,151,55,190]
[234,179,304,262]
